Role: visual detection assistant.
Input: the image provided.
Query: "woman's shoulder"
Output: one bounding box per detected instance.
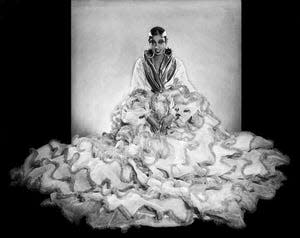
[133,57,144,68]
[173,57,186,70]
[174,56,183,64]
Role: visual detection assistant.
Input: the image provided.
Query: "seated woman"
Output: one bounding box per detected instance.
[10,26,290,231]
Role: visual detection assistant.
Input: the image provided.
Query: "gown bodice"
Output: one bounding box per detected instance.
[142,48,177,93]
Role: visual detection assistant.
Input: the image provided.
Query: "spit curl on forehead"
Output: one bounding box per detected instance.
[148,26,168,43]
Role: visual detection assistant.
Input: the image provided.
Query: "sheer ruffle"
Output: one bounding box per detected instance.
[11,84,289,230]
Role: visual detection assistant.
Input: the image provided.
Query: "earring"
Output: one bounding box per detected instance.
[147,49,154,58]
[164,47,171,56]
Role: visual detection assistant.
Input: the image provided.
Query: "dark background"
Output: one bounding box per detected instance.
[1,0,298,237]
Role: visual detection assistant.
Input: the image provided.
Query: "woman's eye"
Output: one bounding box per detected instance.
[183,109,190,113]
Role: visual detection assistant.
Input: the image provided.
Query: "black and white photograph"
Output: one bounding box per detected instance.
[2,0,298,237]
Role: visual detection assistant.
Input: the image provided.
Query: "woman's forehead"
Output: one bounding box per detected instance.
[152,35,165,41]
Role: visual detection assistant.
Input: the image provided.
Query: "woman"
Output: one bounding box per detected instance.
[10,26,289,230]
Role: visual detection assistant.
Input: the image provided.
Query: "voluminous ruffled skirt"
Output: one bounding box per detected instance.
[10,85,289,230]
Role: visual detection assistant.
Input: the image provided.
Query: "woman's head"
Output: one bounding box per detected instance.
[148,26,168,56]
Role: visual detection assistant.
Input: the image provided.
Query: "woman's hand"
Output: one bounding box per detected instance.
[160,114,175,134]
[146,115,160,133]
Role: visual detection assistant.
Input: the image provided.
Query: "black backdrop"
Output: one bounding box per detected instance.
[1,0,298,237]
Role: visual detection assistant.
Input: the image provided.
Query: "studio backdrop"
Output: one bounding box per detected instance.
[71,0,241,136]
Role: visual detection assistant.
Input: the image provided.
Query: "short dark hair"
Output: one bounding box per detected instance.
[148,26,167,43]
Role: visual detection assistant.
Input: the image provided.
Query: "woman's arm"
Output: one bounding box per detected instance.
[172,59,196,92]
[130,58,151,92]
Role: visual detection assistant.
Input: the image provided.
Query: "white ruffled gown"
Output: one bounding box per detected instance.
[10,55,289,230]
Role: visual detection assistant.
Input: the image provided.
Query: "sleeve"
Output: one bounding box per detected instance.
[173,59,196,92]
[130,58,151,92]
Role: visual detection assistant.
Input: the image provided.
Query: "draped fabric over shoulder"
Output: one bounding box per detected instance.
[131,48,195,93]
[10,48,289,231]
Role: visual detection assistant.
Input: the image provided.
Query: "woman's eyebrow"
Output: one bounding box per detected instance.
[150,39,165,44]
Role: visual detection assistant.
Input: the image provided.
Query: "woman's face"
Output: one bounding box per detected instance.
[149,35,167,56]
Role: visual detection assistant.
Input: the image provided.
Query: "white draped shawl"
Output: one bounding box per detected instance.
[130,57,196,93]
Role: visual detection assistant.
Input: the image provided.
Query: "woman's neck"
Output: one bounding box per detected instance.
[153,53,164,61]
